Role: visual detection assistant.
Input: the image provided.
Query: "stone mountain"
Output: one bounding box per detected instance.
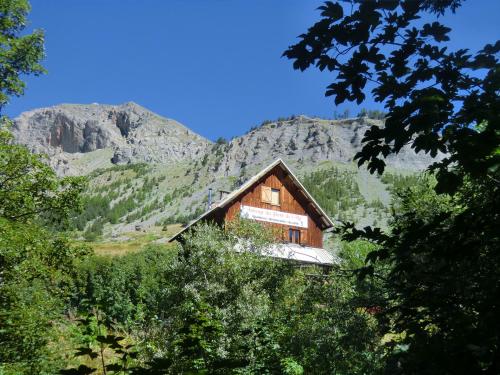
[12,102,210,175]
[12,102,441,236]
[12,102,438,177]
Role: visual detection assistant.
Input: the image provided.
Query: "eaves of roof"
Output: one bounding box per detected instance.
[169,158,334,242]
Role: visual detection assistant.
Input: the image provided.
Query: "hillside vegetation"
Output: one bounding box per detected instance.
[72,158,417,246]
[11,102,435,246]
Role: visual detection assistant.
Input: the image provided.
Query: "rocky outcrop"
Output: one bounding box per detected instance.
[13,104,441,177]
[213,115,441,177]
[12,102,211,175]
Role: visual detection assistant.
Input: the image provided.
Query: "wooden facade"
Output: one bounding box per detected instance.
[223,165,324,247]
[170,159,333,250]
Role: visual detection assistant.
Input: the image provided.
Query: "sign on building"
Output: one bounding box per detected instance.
[240,205,308,228]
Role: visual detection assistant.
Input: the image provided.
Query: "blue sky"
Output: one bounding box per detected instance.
[5,0,499,140]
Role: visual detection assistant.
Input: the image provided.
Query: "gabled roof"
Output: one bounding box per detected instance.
[169,158,334,242]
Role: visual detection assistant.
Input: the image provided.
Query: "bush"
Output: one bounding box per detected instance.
[71,245,177,326]
[66,222,384,373]
[0,219,90,373]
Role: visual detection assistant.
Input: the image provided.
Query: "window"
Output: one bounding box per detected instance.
[271,188,280,205]
[288,228,300,244]
[261,186,280,205]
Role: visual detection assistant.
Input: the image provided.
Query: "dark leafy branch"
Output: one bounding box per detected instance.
[284,0,499,193]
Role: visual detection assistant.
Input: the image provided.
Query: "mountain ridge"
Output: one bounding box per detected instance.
[11,102,440,237]
[12,102,439,176]
[12,102,211,175]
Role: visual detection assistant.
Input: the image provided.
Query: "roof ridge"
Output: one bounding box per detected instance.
[169,158,334,242]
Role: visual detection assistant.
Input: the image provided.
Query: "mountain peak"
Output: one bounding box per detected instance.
[12,102,211,175]
[11,102,441,176]
[117,101,149,111]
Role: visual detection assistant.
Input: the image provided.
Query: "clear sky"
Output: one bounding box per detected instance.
[5,0,499,140]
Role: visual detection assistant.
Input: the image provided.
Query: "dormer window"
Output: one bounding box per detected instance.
[261,186,280,206]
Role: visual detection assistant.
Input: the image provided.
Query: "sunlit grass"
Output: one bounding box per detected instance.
[87,224,183,256]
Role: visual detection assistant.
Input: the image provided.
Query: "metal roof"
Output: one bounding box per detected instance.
[263,243,339,265]
[232,239,339,266]
[169,158,334,242]
[230,238,342,266]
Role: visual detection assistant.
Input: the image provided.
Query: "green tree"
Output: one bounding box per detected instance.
[0,129,88,373]
[0,219,89,373]
[141,222,382,373]
[64,222,384,373]
[0,127,85,224]
[0,0,45,112]
[342,177,499,374]
[285,1,499,374]
[284,0,499,193]
[0,2,90,372]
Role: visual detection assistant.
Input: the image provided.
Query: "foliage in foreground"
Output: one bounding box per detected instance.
[286,1,499,374]
[0,128,89,373]
[284,0,499,194]
[63,222,384,374]
[343,177,500,374]
[0,0,45,112]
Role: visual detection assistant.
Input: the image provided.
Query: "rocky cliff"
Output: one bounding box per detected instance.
[215,115,438,178]
[11,102,443,236]
[12,102,211,175]
[12,103,439,177]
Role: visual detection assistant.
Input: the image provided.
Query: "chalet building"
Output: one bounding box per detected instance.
[169,159,337,266]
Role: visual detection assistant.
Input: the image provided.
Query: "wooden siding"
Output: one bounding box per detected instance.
[223,166,324,248]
